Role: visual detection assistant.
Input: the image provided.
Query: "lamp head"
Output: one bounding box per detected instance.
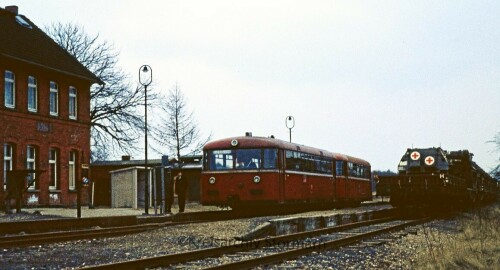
[286,115,295,129]
[139,65,152,86]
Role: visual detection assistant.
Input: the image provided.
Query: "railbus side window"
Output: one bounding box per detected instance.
[285,150,300,171]
[301,152,313,172]
[286,151,333,175]
[349,163,364,177]
[263,149,277,169]
[365,166,371,178]
[348,162,355,177]
[320,158,333,174]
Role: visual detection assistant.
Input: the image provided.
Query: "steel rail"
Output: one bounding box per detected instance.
[0,205,391,249]
[83,217,397,269]
[0,223,163,248]
[0,216,236,249]
[0,212,281,248]
[0,209,241,248]
[0,201,388,235]
[204,218,429,270]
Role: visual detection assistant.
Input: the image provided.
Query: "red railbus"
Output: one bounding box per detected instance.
[201,135,372,209]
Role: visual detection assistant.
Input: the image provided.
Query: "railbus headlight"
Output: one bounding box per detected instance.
[253,176,261,184]
[209,177,216,184]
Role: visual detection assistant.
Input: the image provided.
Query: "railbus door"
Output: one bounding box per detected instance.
[278,149,285,203]
[344,162,350,202]
[332,160,337,202]
[335,160,347,204]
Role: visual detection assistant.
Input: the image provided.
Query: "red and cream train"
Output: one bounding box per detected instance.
[200,134,372,209]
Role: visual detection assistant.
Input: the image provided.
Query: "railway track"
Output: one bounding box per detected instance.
[0,223,162,248]
[0,209,240,248]
[0,211,284,248]
[82,215,428,269]
[0,204,391,249]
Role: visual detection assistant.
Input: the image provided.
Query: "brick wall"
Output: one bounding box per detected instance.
[1,56,92,208]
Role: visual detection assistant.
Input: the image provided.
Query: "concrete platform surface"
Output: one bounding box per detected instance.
[0,202,219,222]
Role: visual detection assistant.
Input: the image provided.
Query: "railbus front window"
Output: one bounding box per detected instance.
[235,149,263,169]
[211,150,233,170]
[206,148,278,171]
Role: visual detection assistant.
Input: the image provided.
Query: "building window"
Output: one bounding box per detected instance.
[68,151,76,190]
[26,145,36,190]
[49,81,58,116]
[28,76,37,112]
[3,144,13,190]
[69,87,77,119]
[49,148,58,189]
[4,70,15,108]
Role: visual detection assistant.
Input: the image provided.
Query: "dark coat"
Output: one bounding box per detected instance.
[174,175,187,195]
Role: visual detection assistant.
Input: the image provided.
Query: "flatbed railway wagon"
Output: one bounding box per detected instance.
[200,134,372,209]
[377,147,498,207]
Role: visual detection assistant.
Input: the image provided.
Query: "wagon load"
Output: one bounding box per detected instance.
[377,147,498,207]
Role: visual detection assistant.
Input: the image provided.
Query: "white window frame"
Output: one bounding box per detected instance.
[68,151,76,190]
[49,148,58,190]
[3,144,13,190]
[49,81,58,116]
[69,86,77,119]
[26,145,36,190]
[4,70,15,108]
[28,76,37,112]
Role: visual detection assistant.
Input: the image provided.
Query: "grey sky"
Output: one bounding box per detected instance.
[6,0,500,171]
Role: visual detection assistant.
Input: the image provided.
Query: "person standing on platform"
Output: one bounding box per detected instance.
[174,171,187,213]
[166,172,175,214]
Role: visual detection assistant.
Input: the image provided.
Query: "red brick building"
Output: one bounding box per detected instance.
[1,6,101,208]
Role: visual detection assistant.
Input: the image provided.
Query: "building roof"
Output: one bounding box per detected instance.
[0,6,101,84]
[92,159,164,167]
[92,155,203,167]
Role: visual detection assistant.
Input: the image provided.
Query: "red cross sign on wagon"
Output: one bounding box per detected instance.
[410,151,420,160]
[424,156,435,165]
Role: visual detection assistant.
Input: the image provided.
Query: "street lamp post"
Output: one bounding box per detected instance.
[139,65,152,215]
[286,116,295,143]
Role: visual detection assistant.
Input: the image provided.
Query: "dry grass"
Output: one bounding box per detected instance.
[414,202,500,269]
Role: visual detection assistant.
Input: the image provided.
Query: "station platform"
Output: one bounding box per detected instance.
[0,202,219,222]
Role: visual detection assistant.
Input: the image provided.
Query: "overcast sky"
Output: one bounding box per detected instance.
[6,1,500,171]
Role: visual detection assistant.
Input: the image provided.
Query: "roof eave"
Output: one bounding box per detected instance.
[1,53,104,85]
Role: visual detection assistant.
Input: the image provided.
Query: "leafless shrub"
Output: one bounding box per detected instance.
[415,203,499,269]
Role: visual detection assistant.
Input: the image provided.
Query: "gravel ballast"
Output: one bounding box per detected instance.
[0,203,487,269]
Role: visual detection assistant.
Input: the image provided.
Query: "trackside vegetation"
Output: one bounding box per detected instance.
[412,202,499,269]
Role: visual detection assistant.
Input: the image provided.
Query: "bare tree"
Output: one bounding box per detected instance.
[45,23,155,161]
[152,84,211,164]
